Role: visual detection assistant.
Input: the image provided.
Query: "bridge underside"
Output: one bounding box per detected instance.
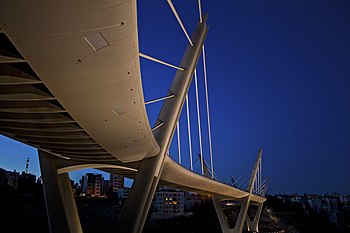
[0,0,159,163]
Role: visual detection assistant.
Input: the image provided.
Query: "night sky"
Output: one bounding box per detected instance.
[1,0,350,194]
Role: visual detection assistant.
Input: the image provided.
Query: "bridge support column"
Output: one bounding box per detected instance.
[212,196,251,233]
[212,149,263,233]
[246,203,263,233]
[38,150,83,233]
[114,15,208,233]
[59,172,84,233]
[113,155,163,233]
[246,176,269,232]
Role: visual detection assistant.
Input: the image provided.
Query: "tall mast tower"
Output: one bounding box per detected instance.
[25,157,29,174]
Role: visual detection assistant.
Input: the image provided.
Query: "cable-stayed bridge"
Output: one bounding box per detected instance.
[0,0,268,232]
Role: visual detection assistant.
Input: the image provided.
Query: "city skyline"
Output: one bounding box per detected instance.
[0,138,133,187]
[1,0,350,194]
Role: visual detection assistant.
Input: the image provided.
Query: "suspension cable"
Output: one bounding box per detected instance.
[197,0,203,23]
[257,183,266,194]
[193,155,199,167]
[233,159,257,186]
[185,94,193,170]
[258,160,261,190]
[152,121,164,131]
[256,157,262,192]
[177,121,181,164]
[257,183,267,195]
[255,170,258,193]
[232,166,253,185]
[225,155,256,183]
[193,154,202,173]
[204,159,221,181]
[145,94,175,105]
[139,52,184,71]
[166,0,193,46]
[238,174,251,190]
[196,0,208,177]
[261,177,270,196]
[260,157,262,187]
[256,179,268,195]
[194,70,204,175]
[202,45,214,178]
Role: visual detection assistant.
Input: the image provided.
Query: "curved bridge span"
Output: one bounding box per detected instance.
[0,1,267,233]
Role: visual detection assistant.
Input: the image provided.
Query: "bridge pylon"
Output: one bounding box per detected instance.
[113,15,208,233]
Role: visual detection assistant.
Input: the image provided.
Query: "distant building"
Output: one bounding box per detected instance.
[0,168,8,187]
[101,179,110,196]
[83,173,103,197]
[18,171,36,193]
[153,188,184,218]
[340,195,350,205]
[184,192,201,210]
[274,193,345,228]
[109,174,124,191]
[0,168,37,192]
[7,170,20,189]
[117,187,131,200]
[319,198,339,226]
[288,194,301,203]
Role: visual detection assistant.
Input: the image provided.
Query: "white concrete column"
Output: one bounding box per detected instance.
[246,203,264,233]
[38,150,71,233]
[59,173,83,233]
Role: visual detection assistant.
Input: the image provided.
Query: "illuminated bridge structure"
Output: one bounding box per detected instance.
[0,1,268,233]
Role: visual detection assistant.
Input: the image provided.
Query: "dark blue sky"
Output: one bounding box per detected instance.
[1,0,350,194]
